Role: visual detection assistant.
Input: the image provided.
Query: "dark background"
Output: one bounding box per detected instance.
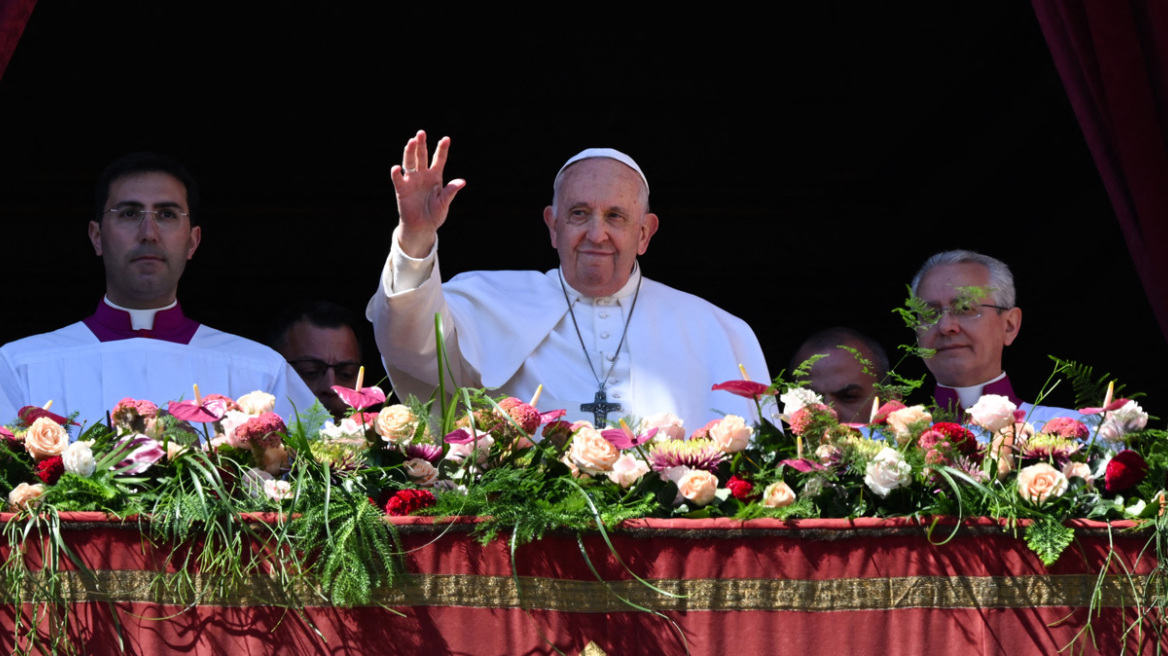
[0,4,1162,415]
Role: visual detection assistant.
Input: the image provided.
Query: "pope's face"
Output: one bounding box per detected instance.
[88,172,201,309]
[543,158,658,297]
[805,345,880,423]
[278,322,362,418]
[915,263,1022,387]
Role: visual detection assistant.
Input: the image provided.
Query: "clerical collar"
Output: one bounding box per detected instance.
[83,298,200,345]
[559,263,642,304]
[935,372,1023,414]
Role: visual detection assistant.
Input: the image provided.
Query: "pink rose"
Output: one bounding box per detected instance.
[7,482,45,511]
[637,413,686,442]
[676,469,719,507]
[967,395,1017,433]
[761,481,796,508]
[985,430,1016,480]
[445,432,493,467]
[568,427,620,474]
[606,454,650,489]
[708,415,753,454]
[403,458,439,487]
[1016,463,1068,504]
[24,417,69,461]
[1062,461,1093,486]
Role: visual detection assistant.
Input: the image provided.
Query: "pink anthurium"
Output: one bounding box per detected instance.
[1079,398,1131,415]
[711,380,773,400]
[332,366,387,411]
[601,420,657,450]
[779,458,826,473]
[540,409,567,424]
[167,400,222,423]
[444,429,474,444]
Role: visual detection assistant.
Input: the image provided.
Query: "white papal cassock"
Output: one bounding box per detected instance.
[367,230,773,432]
[0,301,316,430]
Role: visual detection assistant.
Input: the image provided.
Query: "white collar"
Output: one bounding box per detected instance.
[559,262,642,305]
[103,296,178,331]
[939,371,1007,410]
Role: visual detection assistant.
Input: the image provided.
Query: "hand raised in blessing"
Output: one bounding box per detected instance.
[392,130,466,258]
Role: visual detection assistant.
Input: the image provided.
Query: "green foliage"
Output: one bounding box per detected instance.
[1048,356,1138,409]
[1025,518,1075,567]
[41,471,140,514]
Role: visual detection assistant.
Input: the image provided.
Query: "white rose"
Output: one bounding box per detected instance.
[236,391,276,416]
[780,387,823,417]
[263,479,293,501]
[709,415,753,454]
[1098,400,1149,442]
[637,413,686,442]
[607,454,650,489]
[61,441,96,477]
[864,447,912,498]
[966,395,1018,433]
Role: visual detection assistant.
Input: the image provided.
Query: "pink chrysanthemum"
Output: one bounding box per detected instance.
[648,438,724,473]
[234,412,287,449]
[36,456,65,485]
[403,442,443,464]
[1041,417,1090,440]
[1017,434,1081,462]
[385,489,436,516]
[951,455,988,483]
[497,398,541,435]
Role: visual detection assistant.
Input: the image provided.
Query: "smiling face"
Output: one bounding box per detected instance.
[543,158,658,297]
[89,172,201,309]
[915,262,1022,387]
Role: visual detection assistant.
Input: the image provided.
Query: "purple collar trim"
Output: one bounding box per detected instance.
[82,301,200,345]
[934,375,1024,415]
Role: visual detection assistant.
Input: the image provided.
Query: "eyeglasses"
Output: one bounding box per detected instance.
[916,303,1009,329]
[287,359,362,383]
[106,207,189,224]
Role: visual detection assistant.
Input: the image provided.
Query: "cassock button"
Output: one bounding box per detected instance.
[613,393,622,399]
[599,312,609,319]
[600,331,611,339]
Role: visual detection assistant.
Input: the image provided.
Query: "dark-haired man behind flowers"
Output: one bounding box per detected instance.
[0,153,315,427]
[367,131,771,431]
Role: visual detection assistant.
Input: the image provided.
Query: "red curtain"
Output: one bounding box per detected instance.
[1032,0,1168,346]
[0,0,36,83]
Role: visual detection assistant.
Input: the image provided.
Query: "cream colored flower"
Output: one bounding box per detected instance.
[886,406,932,444]
[607,454,650,488]
[709,415,753,454]
[637,413,686,442]
[61,441,96,477]
[25,417,69,461]
[762,481,797,508]
[1062,461,1093,486]
[8,483,45,511]
[568,427,620,474]
[967,394,1017,433]
[376,405,417,444]
[864,447,912,498]
[1017,463,1069,505]
[236,391,276,415]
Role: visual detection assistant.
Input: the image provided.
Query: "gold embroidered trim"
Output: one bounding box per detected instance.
[1,571,1153,612]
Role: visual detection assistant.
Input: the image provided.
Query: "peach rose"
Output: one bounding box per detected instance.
[404,458,439,487]
[8,483,45,511]
[236,391,276,416]
[1062,461,1093,486]
[985,430,1016,480]
[1016,463,1068,505]
[376,405,417,444]
[568,427,620,474]
[677,469,719,507]
[25,417,69,461]
[709,415,753,454]
[886,406,932,444]
[762,481,797,508]
[257,445,289,476]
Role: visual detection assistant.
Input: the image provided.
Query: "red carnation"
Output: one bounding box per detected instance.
[385,489,437,517]
[726,475,759,502]
[870,401,907,425]
[931,422,979,454]
[35,456,65,485]
[1105,450,1149,493]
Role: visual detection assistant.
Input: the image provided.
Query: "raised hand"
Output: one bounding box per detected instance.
[392,130,466,258]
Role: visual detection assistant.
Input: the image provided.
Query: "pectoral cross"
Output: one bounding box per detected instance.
[581,389,621,427]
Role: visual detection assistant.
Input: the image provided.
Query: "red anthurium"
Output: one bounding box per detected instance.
[167,400,223,423]
[780,458,826,473]
[332,385,387,411]
[712,380,773,400]
[17,406,75,427]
